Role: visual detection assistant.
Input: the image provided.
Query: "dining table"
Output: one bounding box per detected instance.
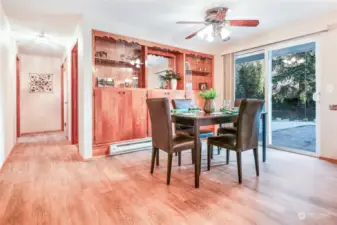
[171,111,267,188]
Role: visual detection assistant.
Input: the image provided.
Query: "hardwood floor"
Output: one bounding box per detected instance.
[1,137,337,225]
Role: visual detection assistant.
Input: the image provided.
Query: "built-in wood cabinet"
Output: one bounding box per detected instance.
[94,88,133,144]
[132,89,148,139]
[92,30,214,155]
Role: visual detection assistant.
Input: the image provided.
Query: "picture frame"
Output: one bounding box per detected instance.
[199,82,208,91]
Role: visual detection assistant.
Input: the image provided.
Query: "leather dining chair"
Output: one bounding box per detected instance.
[216,98,242,155]
[172,99,214,163]
[147,98,195,185]
[207,99,265,183]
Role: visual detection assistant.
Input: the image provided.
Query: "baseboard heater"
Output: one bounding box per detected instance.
[109,138,152,156]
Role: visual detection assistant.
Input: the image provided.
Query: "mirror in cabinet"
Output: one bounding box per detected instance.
[93,37,145,88]
[147,55,171,89]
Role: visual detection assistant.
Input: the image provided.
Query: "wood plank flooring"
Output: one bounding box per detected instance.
[1,135,337,224]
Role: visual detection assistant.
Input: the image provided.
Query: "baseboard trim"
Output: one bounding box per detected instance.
[319,156,337,164]
[20,130,63,136]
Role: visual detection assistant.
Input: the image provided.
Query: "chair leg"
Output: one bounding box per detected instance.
[167,153,173,185]
[226,149,230,164]
[253,148,260,176]
[236,152,242,184]
[211,145,214,159]
[150,147,157,174]
[207,144,211,171]
[175,152,178,156]
[218,147,221,155]
[191,148,195,164]
[156,148,159,166]
[178,152,182,166]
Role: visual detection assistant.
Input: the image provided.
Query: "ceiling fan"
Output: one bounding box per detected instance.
[176,7,259,42]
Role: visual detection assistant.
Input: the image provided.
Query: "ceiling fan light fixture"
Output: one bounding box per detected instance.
[220,28,230,40]
[206,34,214,42]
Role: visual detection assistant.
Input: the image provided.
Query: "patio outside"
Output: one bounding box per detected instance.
[236,42,316,153]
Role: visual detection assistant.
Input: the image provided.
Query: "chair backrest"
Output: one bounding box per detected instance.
[146,98,172,152]
[171,99,194,109]
[236,99,265,151]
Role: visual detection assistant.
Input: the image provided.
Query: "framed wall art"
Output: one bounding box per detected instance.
[29,73,53,93]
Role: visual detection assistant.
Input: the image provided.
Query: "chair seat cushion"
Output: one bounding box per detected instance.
[172,135,194,152]
[217,127,237,135]
[207,134,237,150]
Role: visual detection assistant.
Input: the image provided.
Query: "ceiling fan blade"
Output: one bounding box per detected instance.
[176,21,205,24]
[228,20,259,27]
[185,26,208,40]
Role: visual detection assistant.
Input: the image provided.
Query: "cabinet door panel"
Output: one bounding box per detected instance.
[119,90,133,141]
[94,89,120,144]
[132,89,148,139]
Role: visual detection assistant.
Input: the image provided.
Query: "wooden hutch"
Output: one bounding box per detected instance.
[92,29,214,156]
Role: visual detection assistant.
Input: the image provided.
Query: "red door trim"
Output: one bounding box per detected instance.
[71,42,79,144]
[16,56,20,138]
[61,64,64,131]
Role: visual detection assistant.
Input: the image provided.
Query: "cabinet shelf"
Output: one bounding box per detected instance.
[186,69,211,76]
[95,58,141,69]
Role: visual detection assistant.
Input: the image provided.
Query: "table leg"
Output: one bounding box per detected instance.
[262,113,266,162]
[194,120,201,188]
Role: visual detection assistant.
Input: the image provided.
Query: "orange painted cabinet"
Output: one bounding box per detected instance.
[94,88,133,144]
[132,89,148,139]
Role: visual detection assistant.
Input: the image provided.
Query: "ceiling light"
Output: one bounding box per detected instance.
[130,60,135,65]
[135,59,141,64]
[204,25,213,35]
[220,28,230,40]
[35,33,49,45]
[206,34,214,42]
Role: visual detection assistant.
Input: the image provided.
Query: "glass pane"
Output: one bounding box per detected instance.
[271,42,316,152]
[235,53,265,141]
[235,54,265,100]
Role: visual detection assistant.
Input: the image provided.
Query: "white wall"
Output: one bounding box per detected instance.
[0,2,17,168]
[19,54,62,134]
[64,18,92,159]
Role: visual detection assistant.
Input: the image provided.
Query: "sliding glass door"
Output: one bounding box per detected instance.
[233,41,318,154]
[270,42,317,153]
[234,52,265,141]
[235,53,265,100]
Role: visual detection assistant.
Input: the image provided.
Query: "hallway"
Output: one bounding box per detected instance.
[1,138,337,224]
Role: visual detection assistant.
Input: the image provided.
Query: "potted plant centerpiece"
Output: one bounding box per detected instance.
[199,88,217,113]
[160,70,181,90]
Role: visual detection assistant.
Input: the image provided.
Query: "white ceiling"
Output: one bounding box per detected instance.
[3,0,337,55]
